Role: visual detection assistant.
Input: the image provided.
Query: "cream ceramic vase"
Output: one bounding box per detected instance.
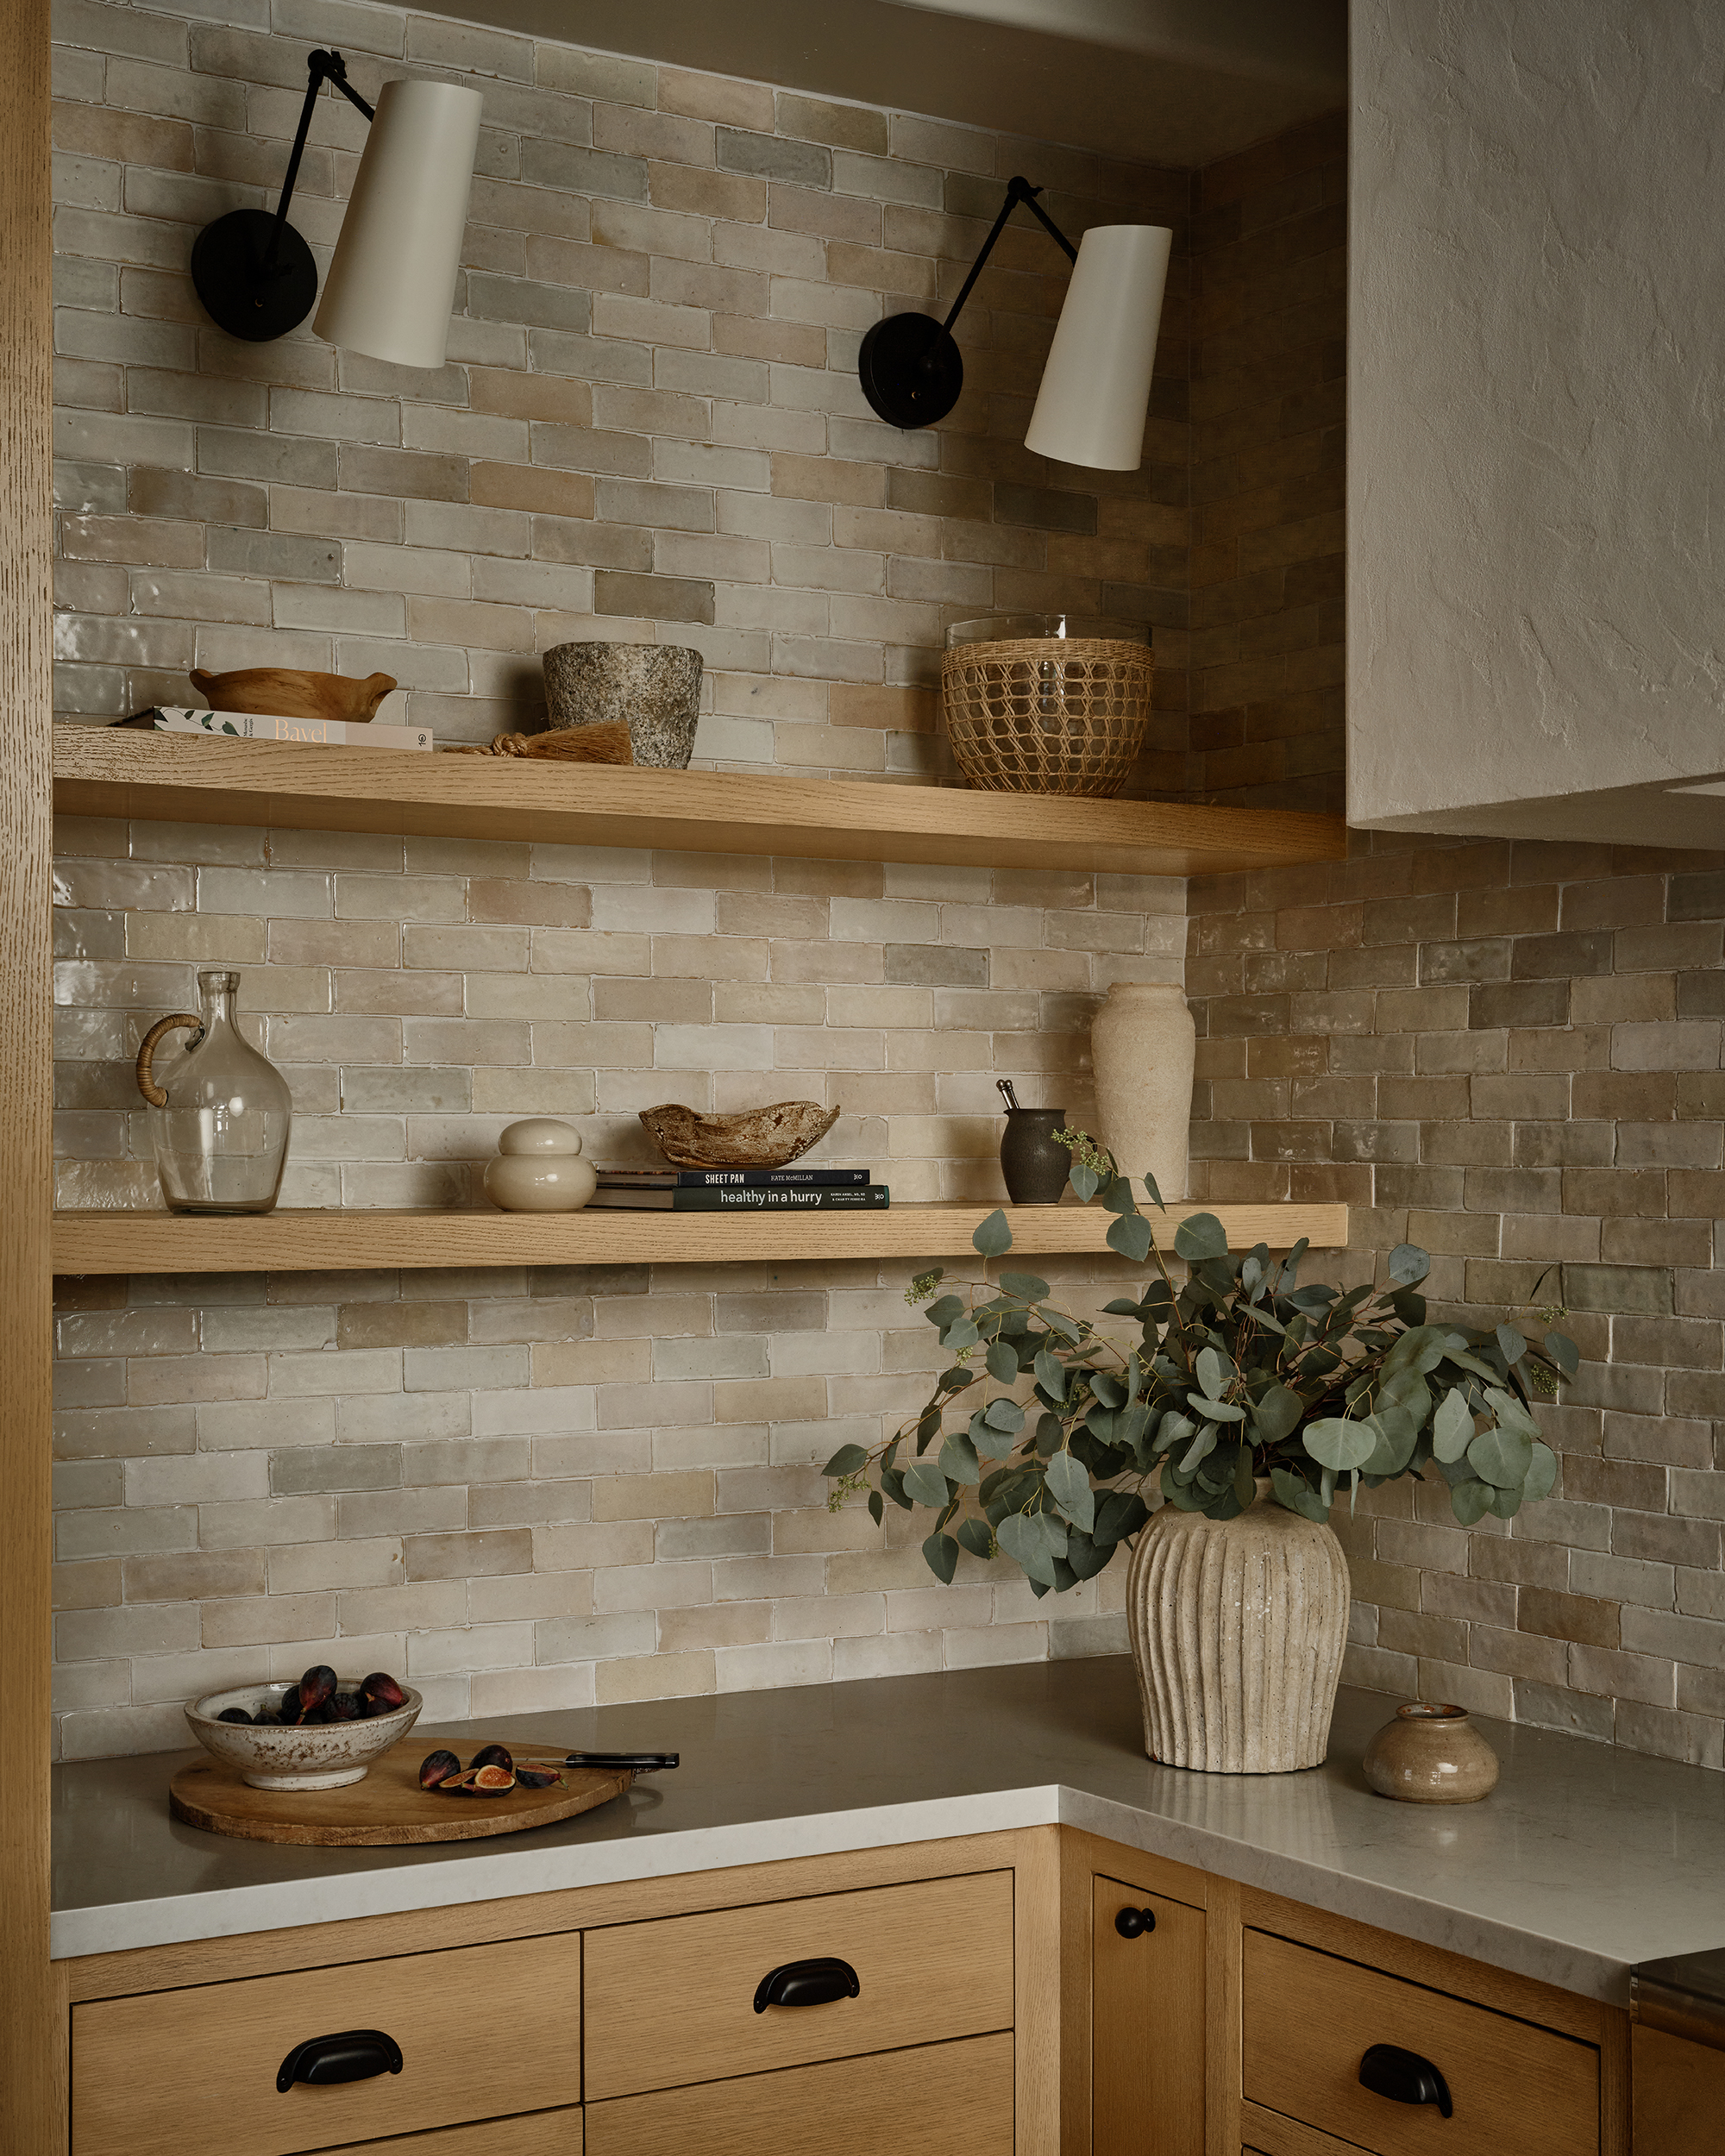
[1090,981,1196,1200]
[1126,1483,1350,1773]
[482,1119,597,1212]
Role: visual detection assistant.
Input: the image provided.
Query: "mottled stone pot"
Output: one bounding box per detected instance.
[542,642,702,768]
[1363,1701,1500,1803]
[1090,980,1196,1201]
[1126,1484,1349,1772]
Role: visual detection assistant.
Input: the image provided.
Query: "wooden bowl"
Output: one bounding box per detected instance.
[188,667,398,724]
[640,1100,840,1169]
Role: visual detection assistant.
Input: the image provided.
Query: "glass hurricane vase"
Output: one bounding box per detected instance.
[135,969,292,1213]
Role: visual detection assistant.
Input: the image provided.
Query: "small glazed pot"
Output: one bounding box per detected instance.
[483,1118,598,1213]
[1363,1701,1500,1804]
[1000,1106,1070,1206]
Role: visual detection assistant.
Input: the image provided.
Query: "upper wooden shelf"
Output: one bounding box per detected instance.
[51,1201,1348,1275]
[53,729,1347,879]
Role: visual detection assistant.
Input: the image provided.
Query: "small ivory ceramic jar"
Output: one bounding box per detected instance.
[1362,1701,1500,1804]
[482,1119,598,1212]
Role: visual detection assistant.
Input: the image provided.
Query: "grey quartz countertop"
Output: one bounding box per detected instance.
[52,1657,1725,2004]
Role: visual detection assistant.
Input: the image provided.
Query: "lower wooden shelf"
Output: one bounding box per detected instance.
[50,1201,1348,1276]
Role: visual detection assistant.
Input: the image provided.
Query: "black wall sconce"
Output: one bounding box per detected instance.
[857,174,1173,473]
[189,50,484,369]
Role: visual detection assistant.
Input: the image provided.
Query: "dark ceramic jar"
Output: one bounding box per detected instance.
[1000,1106,1070,1206]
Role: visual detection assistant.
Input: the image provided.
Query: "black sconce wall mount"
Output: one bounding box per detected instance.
[191,49,374,343]
[857,175,1076,431]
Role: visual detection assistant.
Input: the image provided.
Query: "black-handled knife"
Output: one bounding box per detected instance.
[517,1750,679,1772]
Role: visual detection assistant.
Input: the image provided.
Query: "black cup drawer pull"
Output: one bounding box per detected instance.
[277,2029,405,2093]
[753,1956,862,2014]
[1358,2042,1452,2118]
[1114,1907,1157,1940]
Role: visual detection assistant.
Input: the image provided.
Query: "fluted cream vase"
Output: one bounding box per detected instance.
[1090,981,1196,1200]
[1126,1488,1350,1772]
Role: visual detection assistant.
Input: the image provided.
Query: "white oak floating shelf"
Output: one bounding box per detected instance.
[53,729,1348,879]
[51,1202,1349,1276]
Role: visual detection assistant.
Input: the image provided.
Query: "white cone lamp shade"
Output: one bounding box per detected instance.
[1025,223,1173,472]
[314,78,483,368]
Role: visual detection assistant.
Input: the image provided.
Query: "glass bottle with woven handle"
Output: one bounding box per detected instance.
[135,969,292,1213]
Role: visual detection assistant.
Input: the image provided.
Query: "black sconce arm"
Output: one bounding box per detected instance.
[939,175,1076,339]
[858,174,1079,429]
[191,47,375,343]
[267,51,374,272]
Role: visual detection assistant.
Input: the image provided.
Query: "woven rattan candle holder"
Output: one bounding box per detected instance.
[940,632,1154,797]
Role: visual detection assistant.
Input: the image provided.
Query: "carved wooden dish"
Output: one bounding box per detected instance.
[189,667,397,724]
[641,1100,840,1168]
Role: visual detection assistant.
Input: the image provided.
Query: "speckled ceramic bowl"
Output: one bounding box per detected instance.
[185,1682,423,1791]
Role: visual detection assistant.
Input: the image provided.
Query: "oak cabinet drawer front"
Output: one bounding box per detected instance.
[584,1871,1013,2099]
[586,2031,1013,2156]
[1243,1931,1597,2156]
[72,1934,581,2156]
[325,2111,583,2154]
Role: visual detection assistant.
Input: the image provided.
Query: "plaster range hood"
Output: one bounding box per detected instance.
[438,0,1347,165]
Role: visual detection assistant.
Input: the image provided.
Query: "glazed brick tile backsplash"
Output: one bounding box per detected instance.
[49,0,1193,775]
[51,806,1179,1756]
[1188,832,1725,1772]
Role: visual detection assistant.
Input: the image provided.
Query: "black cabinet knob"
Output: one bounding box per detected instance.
[1358,2042,1452,2119]
[753,1956,862,2013]
[1113,1907,1157,1939]
[276,2030,404,2093]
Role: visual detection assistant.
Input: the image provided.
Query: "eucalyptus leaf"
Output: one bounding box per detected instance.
[996,1510,1063,1585]
[1140,1171,1164,1207]
[1173,1213,1230,1262]
[1181,1426,1217,1475]
[1485,1385,1541,1442]
[1523,1439,1558,1504]
[971,1208,1013,1258]
[880,1467,911,1511]
[1032,1349,1068,1401]
[1195,1345,1229,1400]
[1107,1212,1153,1263]
[822,1443,869,1476]
[986,1339,1019,1385]
[1044,1449,1095,1533]
[1069,1162,1101,1203]
[983,1397,1026,1434]
[1251,1382,1304,1445]
[1545,1330,1580,1378]
[943,1318,980,1352]
[1496,1324,1527,1366]
[939,1432,982,1484]
[924,1294,963,1326]
[1467,1424,1534,1490]
[1094,1490,1149,1545]
[1270,1466,1329,1524]
[1432,1388,1475,1464]
[903,1460,950,1508]
[1191,1396,1247,1423]
[956,1516,995,1561]
[1387,1243,1430,1286]
[998,1269,1050,1301]
[921,1530,958,1584]
[1302,1417,1378,1472]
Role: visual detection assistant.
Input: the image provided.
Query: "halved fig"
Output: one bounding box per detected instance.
[464,1763,518,1796]
[418,1749,463,1790]
[471,1742,513,1772]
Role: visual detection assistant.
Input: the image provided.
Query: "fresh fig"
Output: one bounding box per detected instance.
[278,1687,304,1725]
[515,1765,562,1789]
[329,1691,360,1721]
[418,1749,462,1790]
[297,1664,337,1714]
[464,1763,517,1796]
[216,1707,253,1725]
[361,1670,406,1715]
[471,1743,513,1772]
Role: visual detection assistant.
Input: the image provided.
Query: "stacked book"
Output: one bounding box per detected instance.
[590,1167,889,1211]
[116,708,433,751]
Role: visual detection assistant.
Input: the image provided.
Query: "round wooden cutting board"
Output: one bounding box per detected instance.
[169,1735,633,1846]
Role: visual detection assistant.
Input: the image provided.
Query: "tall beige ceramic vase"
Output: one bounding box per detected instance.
[1090,981,1196,1199]
[1125,1484,1350,1772]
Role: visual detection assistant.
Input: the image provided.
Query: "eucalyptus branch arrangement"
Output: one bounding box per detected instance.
[824,1149,1578,1594]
